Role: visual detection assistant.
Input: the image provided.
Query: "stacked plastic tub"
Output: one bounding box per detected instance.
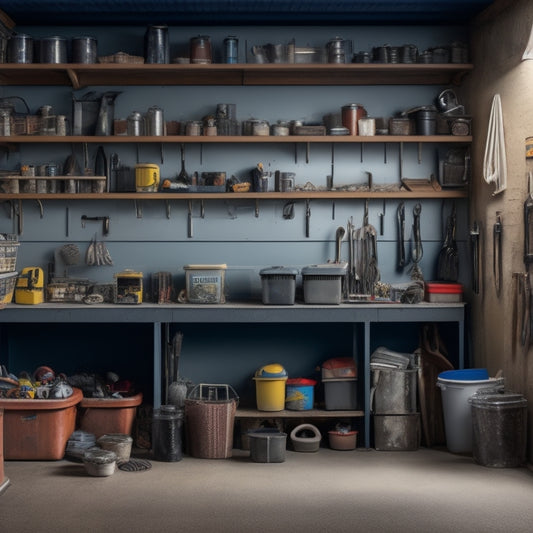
[371,347,419,451]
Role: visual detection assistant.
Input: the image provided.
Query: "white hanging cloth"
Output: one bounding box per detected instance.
[483,94,507,195]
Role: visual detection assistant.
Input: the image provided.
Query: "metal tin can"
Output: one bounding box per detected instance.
[145,25,169,64]
[55,115,67,136]
[190,35,212,64]
[342,104,367,135]
[7,34,33,64]
[224,36,238,64]
[40,36,68,64]
[72,36,97,64]
[146,106,164,136]
[0,108,11,136]
[127,111,144,136]
[185,120,202,136]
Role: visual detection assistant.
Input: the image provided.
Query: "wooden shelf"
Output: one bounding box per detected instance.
[0,189,468,201]
[0,135,472,144]
[236,408,364,419]
[0,63,474,89]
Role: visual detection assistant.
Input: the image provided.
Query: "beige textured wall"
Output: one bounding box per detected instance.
[465,0,533,460]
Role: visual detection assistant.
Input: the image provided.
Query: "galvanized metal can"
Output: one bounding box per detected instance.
[40,36,68,64]
[224,36,238,64]
[7,34,33,64]
[190,35,212,64]
[146,106,164,136]
[127,111,144,136]
[72,36,98,64]
[145,25,169,64]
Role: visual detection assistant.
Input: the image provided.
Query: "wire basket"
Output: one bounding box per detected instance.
[185,384,239,459]
[0,234,19,273]
[0,271,18,304]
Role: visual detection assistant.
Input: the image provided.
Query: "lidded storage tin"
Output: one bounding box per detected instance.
[72,36,98,63]
[342,104,367,135]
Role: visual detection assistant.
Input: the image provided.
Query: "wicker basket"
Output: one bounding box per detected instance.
[98,52,145,64]
[0,235,19,273]
[185,384,239,459]
[0,271,18,304]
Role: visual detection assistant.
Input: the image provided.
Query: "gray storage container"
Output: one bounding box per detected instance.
[323,377,358,410]
[248,430,287,462]
[259,266,299,305]
[302,262,347,304]
[470,391,527,468]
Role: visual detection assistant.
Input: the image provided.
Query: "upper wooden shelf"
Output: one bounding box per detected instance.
[0,190,468,201]
[0,63,474,89]
[0,135,472,144]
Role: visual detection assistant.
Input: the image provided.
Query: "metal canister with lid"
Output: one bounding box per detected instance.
[190,35,212,64]
[342,104,367,135]
[135,163,160,192]
[72,36,98,63]
[223,36,238,64]
[127,111,144,136]
[145,106,164,136]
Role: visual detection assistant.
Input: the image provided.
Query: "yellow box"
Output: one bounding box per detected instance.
[15,267,44,305]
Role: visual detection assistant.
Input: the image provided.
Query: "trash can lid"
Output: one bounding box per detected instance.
[286,378,317,386]
[469,390,528,408]
[438,368,489,381]
[260,266,299,276]
[254,363,288,379]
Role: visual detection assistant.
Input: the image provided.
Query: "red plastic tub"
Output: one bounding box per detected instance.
[0,388,83,460]
[78,392,143,439]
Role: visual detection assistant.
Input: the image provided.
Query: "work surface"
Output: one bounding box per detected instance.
[0,301,465,323]
[2,448,532,533]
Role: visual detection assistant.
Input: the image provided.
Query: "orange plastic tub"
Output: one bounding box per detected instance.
[78,392,143,439]
[0,388,83,460]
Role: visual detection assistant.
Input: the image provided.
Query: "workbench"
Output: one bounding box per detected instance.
[0,301,464,448]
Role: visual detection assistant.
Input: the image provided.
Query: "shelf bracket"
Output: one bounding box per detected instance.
[165,200,171,219]
[66,68,81,90]
[306,142,310,164]
[255,199,259,217]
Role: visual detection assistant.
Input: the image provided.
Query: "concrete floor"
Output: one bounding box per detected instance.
[2,447,533,532]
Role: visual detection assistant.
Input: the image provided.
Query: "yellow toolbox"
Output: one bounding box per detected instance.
[15,267,44,304]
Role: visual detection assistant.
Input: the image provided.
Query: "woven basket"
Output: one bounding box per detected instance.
[0,235,19,273]
[98,52,144,64]
[185,384,238,459]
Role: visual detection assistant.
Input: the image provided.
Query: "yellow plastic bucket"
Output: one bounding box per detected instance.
[253,364,288,411]
[135,163,160,192]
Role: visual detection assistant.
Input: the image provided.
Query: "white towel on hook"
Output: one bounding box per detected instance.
[483,94,507,195]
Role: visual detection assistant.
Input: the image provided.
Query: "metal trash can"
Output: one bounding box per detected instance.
[185,384,238,459]
[470,391,527,468]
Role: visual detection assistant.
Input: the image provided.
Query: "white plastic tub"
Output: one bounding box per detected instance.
[437,371,503,453]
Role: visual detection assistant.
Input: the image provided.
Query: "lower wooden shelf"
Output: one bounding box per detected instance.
[236,408,363,418]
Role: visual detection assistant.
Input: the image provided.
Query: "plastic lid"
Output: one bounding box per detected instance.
[286,378,317,386]
[322,357,356,370]
[254,363,288,379]
[302,262,348,276]
[260,266,299,276]
[184,264,227,270]
[438,368,489,381]
[83,448,117,464]
[425,282,463,294]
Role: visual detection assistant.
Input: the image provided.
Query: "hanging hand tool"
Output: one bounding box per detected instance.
[437,202,458,282]
[470,221,480,295]
[396,202,406,271]
[188,200,193,238]
[305,199,311,238]
[493,212,503,297]
[411,203,423,279]
[81,215,110,235]
[379,199,386,236]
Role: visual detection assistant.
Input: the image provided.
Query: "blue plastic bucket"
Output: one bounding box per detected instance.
[285,379,316,410]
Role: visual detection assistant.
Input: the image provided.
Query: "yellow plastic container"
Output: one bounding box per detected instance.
[253,364,288,411]
[135,163,160,192]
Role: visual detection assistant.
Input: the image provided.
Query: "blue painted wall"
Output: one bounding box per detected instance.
[0,24,470,403]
